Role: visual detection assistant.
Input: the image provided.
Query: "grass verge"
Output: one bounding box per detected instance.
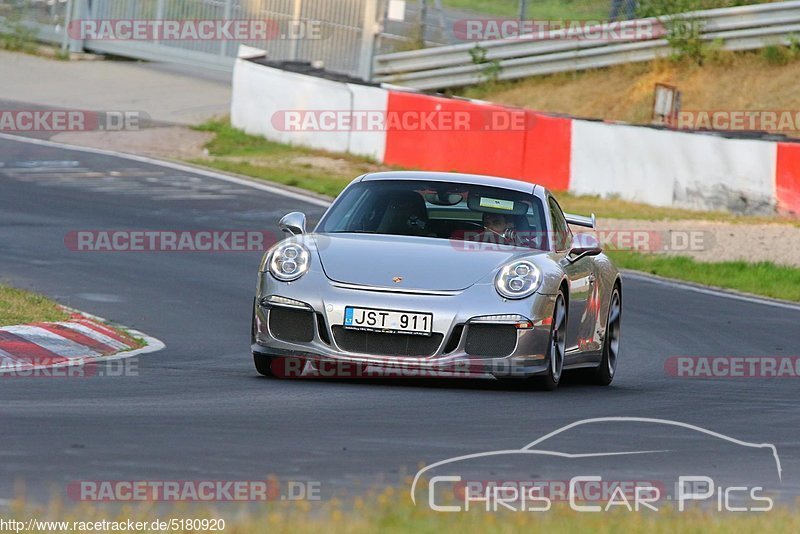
[558,193,800,226]
[608,252,800,302]
[0,284,69,326]
[189,158,352,198]
[190,120,381,197]
[441,0,774,19]
[442,0,608,18]
[0,283,145,349]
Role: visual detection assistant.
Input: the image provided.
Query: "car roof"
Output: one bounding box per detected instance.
[359,171,540,195]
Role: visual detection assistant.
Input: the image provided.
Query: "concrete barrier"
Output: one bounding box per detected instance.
[231,47,387,160]
[232,57,353,154]
[346,83,388,161]
[570,121,778,214]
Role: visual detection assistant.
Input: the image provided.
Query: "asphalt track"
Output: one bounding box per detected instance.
[1,132,799,505]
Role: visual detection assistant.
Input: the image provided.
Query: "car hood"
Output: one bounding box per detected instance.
[313,234,539,291]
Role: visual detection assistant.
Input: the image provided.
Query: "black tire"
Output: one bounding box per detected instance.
[250,298,258,344]
[592,286,621,386]
[253,353,307,378]
[252,301,276,377]
[539,289,567,391]
[253,352,275,376]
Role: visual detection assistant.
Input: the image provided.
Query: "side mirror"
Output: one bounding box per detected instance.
[279,212,307,236]
[569,233,602,260]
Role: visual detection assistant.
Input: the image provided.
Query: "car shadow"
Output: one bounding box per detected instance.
[252,368,609,392]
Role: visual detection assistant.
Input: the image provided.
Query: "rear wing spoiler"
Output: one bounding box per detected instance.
[564,212,596,229]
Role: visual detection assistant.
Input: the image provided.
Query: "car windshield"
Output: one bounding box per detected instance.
[317,180,549,250]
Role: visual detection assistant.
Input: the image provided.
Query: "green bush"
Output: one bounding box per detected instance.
[0,6,39,53]
[762,44,790,65]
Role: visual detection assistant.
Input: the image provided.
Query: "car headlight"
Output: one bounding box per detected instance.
[268,242,310,282]
[495,261,541,299]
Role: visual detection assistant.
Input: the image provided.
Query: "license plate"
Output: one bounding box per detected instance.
[343,307,433,336]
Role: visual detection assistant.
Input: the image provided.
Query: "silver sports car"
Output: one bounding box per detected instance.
[251,171,621,390]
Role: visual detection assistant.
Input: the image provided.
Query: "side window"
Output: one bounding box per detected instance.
[548,197,572,251]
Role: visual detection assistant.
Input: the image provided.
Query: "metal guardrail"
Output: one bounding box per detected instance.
[373,1,800,90]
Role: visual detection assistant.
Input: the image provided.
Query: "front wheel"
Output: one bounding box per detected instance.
[253,352,282,376]
[592,286,621,386]
[253,353,306,378]
[253,352,275,376]
[539,290,567,391]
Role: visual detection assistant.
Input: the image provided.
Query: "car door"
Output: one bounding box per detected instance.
[548,197,593,353]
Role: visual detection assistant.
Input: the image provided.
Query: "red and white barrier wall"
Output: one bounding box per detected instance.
[231,48,800,215]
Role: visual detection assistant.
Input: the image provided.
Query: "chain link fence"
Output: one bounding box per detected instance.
[2,0,382,79]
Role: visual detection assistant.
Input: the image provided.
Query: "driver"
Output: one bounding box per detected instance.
[477,212,534,247]
[484,212,511,233]
[477,212,515,244]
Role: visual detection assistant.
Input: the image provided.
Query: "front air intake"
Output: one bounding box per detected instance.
[268,307,315,343]
[332,327,443,357]
[465,324,517,357]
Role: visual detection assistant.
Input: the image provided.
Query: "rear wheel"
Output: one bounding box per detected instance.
[539,290,567,391]
[592,286,621,386]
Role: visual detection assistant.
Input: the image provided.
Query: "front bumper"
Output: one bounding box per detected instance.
[252,273,557,378]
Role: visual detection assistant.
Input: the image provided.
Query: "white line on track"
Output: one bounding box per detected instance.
[0,132,332,208]
[622,270,800,311]
[2,132,798,312]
